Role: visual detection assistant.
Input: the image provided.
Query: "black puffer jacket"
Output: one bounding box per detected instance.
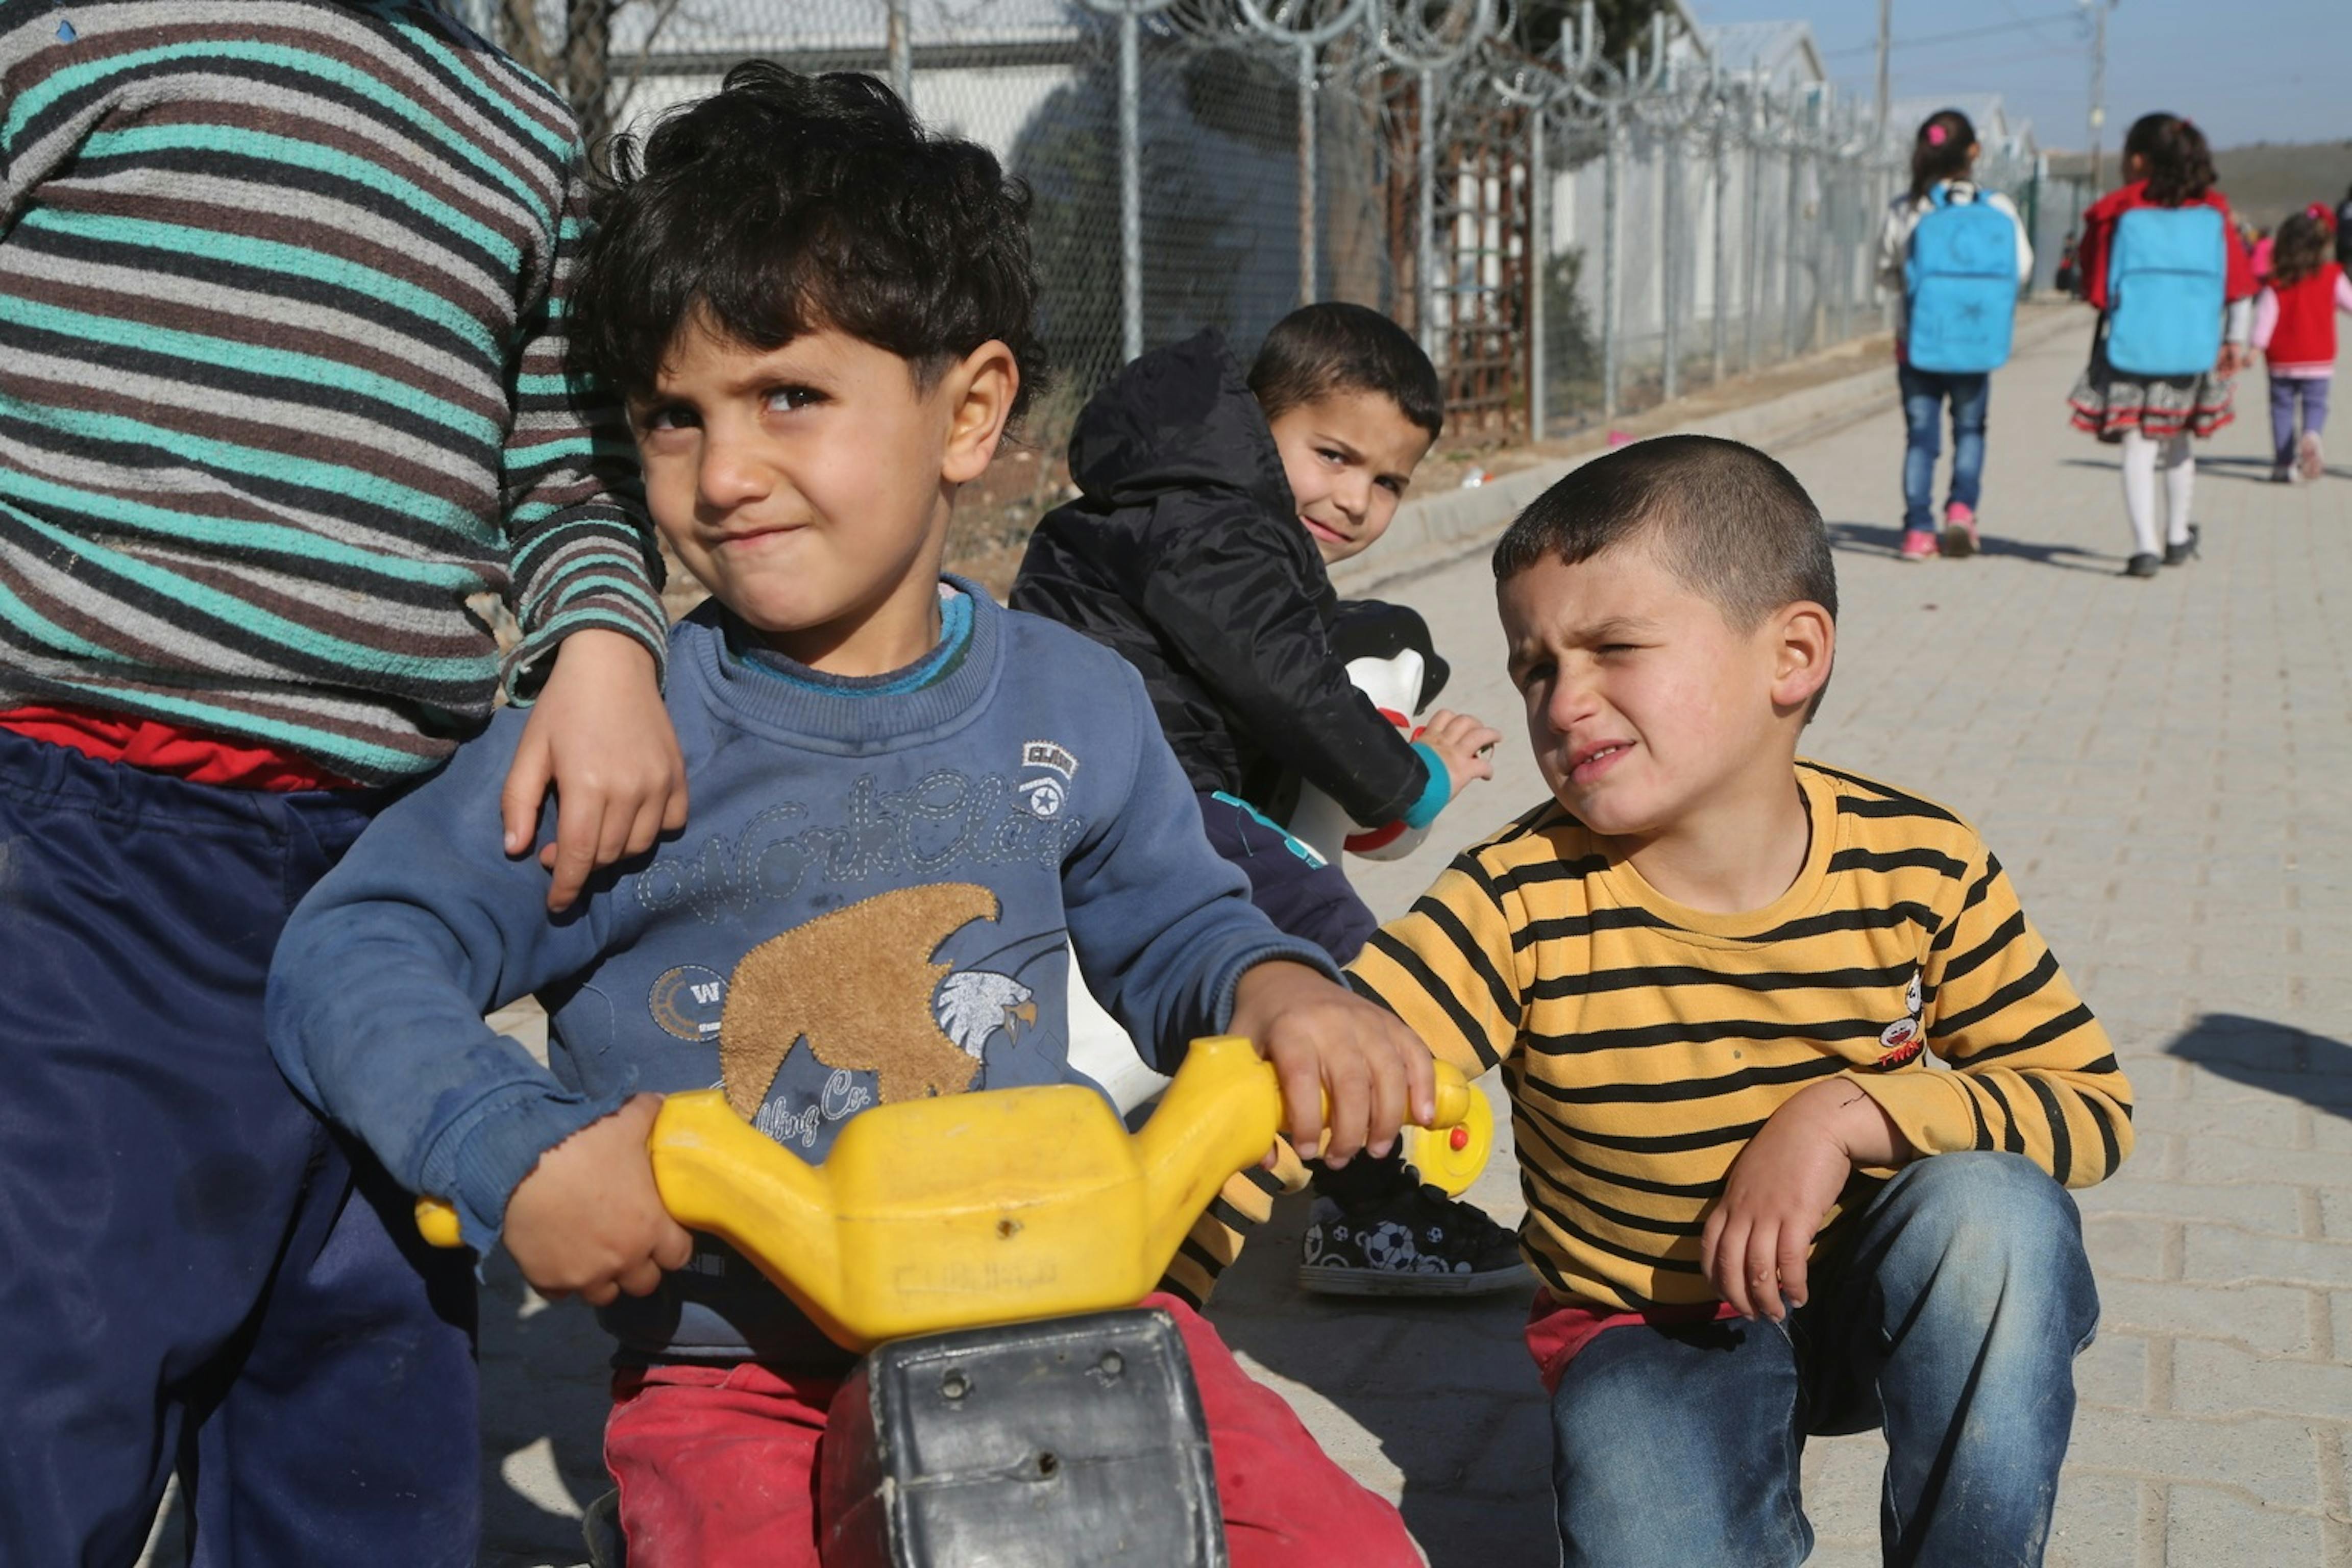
[1011,331,1430,826]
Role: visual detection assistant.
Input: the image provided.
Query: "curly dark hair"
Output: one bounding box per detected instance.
[2122,112,2217,207]
[569,63,1046,422]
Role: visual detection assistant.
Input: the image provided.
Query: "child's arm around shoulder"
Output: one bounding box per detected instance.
[267,708,656,1265]
[496,155,690,914]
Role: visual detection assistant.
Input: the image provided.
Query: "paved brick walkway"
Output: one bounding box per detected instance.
[462,316,2351,1567]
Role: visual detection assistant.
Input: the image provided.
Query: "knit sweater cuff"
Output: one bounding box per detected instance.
[504,519,672,701]
[417,1081,633,1254]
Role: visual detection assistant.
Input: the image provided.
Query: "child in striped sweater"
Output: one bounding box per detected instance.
[1349,435,2133,1567]
[0,3,682,1561]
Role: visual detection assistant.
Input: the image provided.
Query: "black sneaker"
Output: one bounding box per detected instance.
[1298,1183,1530,1296]
[2123,552,2161,579]
[2163,524,2200,567]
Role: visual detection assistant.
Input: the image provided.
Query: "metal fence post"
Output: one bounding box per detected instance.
[1296,41,1317,305]
[1661,118,1681,404]
[1601,101,1620,421]
[886,0,912,106]
[1743,84,1762,372]
[1710,114,1727,385]
[1527,103,1547,442]
[1418,67,1438,357]
[1782,132,1802,360]
[1117,9,1144,362]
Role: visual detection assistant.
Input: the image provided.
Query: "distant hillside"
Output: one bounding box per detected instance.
[2047,140,2352,228]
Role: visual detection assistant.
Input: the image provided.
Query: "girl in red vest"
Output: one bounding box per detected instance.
[2253,207,2349,482]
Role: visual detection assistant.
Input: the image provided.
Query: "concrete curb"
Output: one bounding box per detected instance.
[1332,305,2085,596]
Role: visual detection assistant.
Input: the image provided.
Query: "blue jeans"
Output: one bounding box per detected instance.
[0,730,479,1567]
[2269,375,2332,467]
[1550,1153,2098,1568]
[1899,364,1991,530]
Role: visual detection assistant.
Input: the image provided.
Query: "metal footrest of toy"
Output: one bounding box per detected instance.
[819,1307,1227,1568]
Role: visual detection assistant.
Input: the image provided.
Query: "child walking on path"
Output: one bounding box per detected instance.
[1875,109,2031,561]
[2253,206,2349,482]
[2067,113,2256,578]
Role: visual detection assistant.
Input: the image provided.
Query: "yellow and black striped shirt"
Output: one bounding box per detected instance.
[1346,762,2134,1313]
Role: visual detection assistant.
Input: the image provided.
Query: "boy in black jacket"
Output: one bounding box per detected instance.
[1014,303,1523,1296]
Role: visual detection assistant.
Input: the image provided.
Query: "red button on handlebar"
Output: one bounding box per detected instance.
[1449,1126,1469,1151]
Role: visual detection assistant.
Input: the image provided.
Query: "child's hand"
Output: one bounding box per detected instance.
[1229,960,1438,1168]
[501,629,689,913]
[502,1094,695,1306]
[1698,1078,1909,1321]
[2215,344,2246,377]
[1419,708,1502,803]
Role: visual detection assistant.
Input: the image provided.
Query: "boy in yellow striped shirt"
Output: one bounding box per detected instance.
[1349,435,2131,1567]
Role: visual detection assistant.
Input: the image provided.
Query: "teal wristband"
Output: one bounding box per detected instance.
[1401,742,1451,830]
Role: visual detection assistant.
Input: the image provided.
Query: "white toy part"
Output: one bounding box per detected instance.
[1063,950,1172,1115]
[1059,951,1494,1198]
[1284,650,1435,866]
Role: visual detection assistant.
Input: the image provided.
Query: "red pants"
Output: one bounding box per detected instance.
[606,1294,1418,1567]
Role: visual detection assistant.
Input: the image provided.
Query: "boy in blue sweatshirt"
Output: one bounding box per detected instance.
[267,66,1427,1566]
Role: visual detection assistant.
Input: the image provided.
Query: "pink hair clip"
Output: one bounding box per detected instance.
[1925,124,1948,146]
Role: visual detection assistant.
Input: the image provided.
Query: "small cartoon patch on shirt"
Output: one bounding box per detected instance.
[1873,968,1927,1069]
[648,965,728,1041]
[1019,740,1079,818]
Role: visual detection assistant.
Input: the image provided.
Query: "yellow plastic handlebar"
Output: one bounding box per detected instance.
[416,1038,1485,1351]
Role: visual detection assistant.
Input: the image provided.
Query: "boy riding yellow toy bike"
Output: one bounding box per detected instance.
[268,65,1438,1568]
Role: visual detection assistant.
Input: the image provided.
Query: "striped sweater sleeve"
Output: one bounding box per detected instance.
[1849,844,2134,1188]
[500,160,667,698]
[1346,850,1525,1078]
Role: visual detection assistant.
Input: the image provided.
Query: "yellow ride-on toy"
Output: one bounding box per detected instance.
[422,1036,1489,1567]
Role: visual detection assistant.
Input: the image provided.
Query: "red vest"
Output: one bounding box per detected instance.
[2270,263,2342,364]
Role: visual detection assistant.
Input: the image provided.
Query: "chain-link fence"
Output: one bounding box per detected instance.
[450,1,2051,459]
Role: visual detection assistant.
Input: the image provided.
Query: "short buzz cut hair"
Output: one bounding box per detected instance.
[569,63,1044,419]
[1247,302,1446,440]
[1492,435,1837,712]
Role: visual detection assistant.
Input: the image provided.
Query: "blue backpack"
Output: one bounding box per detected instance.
[1904,184,2018,374]
[2104,205,2226,376]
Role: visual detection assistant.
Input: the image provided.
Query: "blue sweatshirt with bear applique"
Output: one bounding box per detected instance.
[266,581,1330,1365]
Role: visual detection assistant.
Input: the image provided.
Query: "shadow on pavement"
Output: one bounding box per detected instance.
[2191,454,2352,486]
[1203,1198,1557,1565]
[2165,1013,2352,1115]
[1824,519,2115,575]
[477,1253,612,1568]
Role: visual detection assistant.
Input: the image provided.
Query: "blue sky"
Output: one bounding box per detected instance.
[1688,0,2351,151]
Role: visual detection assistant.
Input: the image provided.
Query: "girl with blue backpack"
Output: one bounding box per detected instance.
[1877,109,2033,561]
[2067,114,2257,577]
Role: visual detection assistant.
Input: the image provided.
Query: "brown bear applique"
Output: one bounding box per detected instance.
[719,883,1014,1115]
